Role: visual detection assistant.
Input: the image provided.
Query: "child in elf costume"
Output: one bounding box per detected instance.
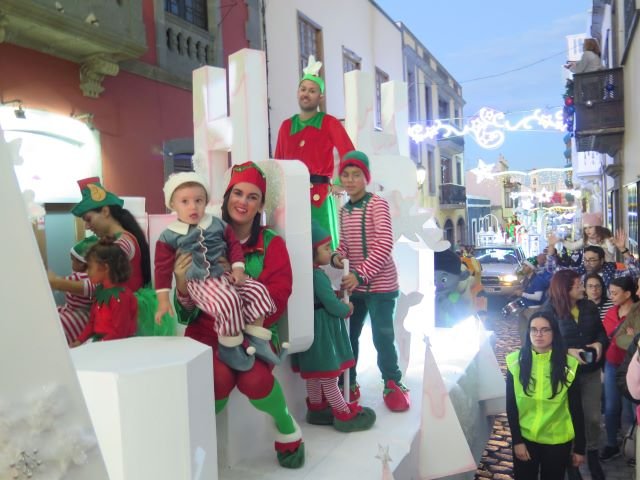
[54,235,98,345]
[293,221,376,432]
[330,150,410,412]
[274,55,355,249]
[71,237,138,346]
[155,172,278,372]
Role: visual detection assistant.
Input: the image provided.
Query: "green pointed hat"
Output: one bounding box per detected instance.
[300,55,325,94]
[71,177,124,217]
[70,235,99,262]
[312,220,332,248]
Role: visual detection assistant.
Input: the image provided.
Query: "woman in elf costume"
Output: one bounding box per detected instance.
[49,177,174,336]
[174,162,305,469]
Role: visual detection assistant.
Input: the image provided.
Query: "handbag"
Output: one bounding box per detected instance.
[622,422,636,460]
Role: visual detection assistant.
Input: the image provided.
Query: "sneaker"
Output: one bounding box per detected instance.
[599,445,621,462]
[383,380,410,412]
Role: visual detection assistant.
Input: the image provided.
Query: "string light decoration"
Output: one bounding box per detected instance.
[408,107,564,149]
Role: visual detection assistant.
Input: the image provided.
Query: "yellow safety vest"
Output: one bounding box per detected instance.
[506,350,578,445]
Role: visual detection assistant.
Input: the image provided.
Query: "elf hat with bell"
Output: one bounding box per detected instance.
[71,177,124,217]
[339,150,371,184]
[225,162,267,198]
[163,172,210,210]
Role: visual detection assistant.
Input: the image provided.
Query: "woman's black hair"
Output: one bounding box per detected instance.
[86,236,131,284]
[609,276,640,303]
[221,189,263,248]
[518,311,570,399]
[90,205,151,285]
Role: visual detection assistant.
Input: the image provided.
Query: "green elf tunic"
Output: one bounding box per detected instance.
[274,112,355,250]
[293,267,355,378]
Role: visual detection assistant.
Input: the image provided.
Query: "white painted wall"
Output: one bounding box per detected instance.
[264,0,403,150]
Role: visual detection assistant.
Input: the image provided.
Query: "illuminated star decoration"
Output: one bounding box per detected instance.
[407,106,565,150]
[469,159,495,184]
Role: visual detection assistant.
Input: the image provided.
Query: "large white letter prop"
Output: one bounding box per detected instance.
[228,49,269,164]
[0,128,109,480]
[71,338,217,480]
[193,66,232,199]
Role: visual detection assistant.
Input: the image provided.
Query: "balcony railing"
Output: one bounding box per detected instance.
[437,133,465,153]
[573,67,624,155]
[439,183,466,208]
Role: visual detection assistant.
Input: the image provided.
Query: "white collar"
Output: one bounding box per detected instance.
[167,214,213,235]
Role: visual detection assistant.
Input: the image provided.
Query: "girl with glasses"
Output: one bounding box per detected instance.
[507,312,584,479]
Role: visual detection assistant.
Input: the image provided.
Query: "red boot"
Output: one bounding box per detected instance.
[383,380,410,412]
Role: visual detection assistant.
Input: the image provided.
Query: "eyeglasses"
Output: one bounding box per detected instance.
[584,257,602,264]
[530,327,553,336]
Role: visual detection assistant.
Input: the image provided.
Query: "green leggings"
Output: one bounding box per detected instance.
[348,291,402,384]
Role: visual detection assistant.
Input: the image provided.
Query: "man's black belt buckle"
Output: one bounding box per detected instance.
[310,175,331,184]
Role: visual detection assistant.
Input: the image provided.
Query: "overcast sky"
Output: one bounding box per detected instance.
[374,0,592,172]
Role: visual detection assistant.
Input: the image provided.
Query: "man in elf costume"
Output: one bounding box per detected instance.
[274,55,355,249]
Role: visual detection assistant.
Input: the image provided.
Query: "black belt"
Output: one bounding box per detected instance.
[314,302,324,310]
[310,175,331,184]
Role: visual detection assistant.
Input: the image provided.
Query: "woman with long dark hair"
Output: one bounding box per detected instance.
[174,162,304,468]
[543,269,608,479]
[49,177,172,339]
[506,311,584,479]
[583,272,612,321]
[600,276,639,461]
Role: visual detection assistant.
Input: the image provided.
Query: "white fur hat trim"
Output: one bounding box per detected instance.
[163,172,210,210]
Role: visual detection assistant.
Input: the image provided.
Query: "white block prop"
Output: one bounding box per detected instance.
[0,127,109,479]
[71,337,217,480]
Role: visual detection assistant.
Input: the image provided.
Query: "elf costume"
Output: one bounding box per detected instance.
[274,56,354,249]
[156,172,277,370]
[292,221,375,432]
[331,151,410,413]
[58,236,98,344]
[71,177,175,337]
[174,162,304,468]
[75,284,138,343]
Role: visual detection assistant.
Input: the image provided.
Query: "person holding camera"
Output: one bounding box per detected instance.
[542,269,608,480]
[601,276,639,462]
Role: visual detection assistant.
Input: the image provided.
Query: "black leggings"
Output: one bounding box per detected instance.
[512,439,572,480]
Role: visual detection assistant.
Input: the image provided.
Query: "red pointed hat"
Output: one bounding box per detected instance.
[225,162,267,198]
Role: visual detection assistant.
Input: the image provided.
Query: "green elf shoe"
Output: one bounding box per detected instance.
[275,418,305,468]
[333,402,376,433]
[305,398,334,426]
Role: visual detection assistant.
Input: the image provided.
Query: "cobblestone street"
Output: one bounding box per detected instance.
[474,303,635,480]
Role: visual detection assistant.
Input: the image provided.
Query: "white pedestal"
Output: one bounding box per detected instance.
[71,337,217,480]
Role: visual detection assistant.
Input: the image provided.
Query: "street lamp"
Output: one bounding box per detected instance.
[416,162,427,187]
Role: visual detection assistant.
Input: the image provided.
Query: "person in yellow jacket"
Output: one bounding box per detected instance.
[506,311,585,479]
